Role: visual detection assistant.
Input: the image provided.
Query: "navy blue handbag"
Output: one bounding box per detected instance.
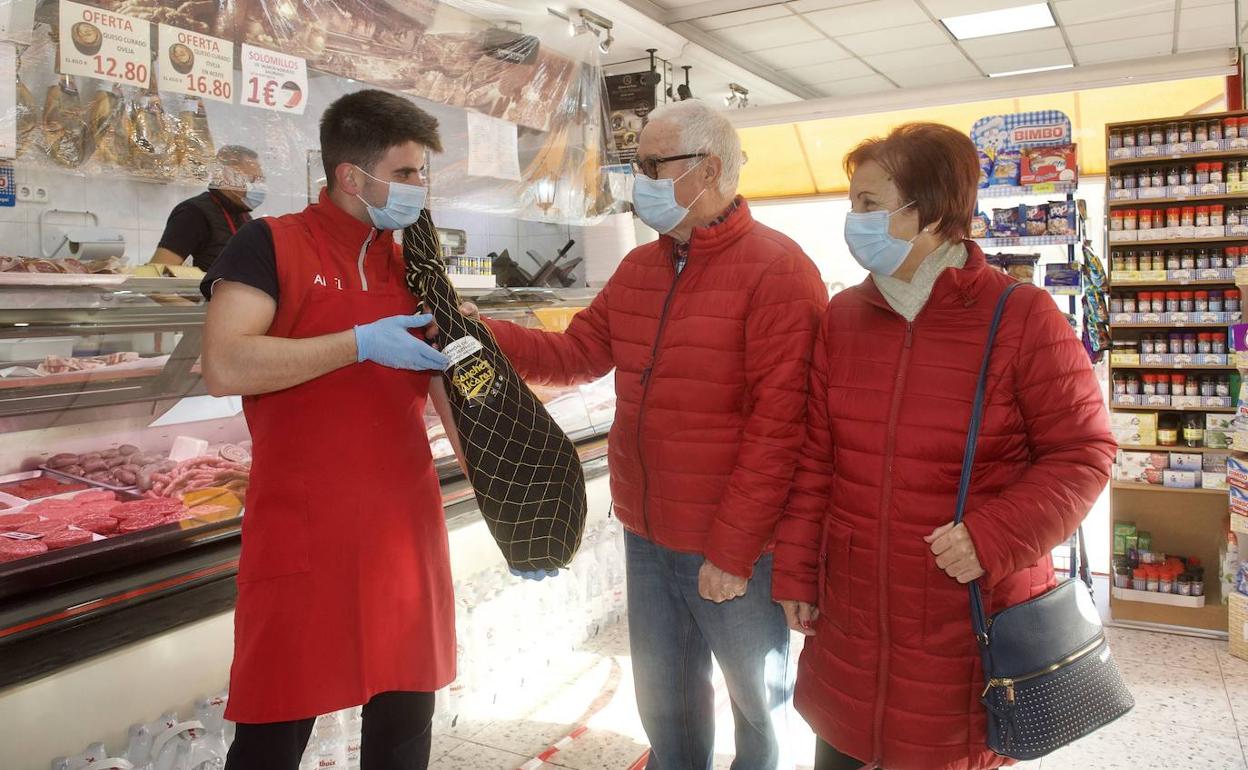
[956,282,1133,760]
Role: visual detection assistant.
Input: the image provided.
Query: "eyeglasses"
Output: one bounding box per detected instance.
[631,153,706,180]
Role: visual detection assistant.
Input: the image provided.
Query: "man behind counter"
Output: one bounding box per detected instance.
[150,144,265,270]
[201,91,457,770]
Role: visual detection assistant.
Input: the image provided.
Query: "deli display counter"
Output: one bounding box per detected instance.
[0,276,613,688]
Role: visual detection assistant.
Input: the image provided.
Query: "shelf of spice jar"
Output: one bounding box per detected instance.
[1113,393,1233,408]
[1108,118,1248,160]
[1113,401,1236,412]
[1109,192,1248,207]
[1108,163,1248,200]
[977,181,1078,199]
[1108,145,1248,165]
[1111,249,1243,278]
[1110,290,1239,321]
[1111,226,1248,244]
[1112,336,1232,364]
[1112,275,1235,287]
[1111,312,1237,326]
[1111,360,1232,370]
[973,234,1079,248]
[1111,586,1207,607]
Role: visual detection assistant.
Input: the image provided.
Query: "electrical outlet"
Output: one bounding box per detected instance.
[16,185,47,203]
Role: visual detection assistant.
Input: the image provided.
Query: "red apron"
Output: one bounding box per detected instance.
[225,195,455,724]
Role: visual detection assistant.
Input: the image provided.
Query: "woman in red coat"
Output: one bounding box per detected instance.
[771,122,1116,770]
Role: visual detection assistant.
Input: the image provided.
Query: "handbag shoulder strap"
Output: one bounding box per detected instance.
[951,281,1021,644]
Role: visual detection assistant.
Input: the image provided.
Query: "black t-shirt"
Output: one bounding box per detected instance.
[200,220,279,301]
[159,190,251,270]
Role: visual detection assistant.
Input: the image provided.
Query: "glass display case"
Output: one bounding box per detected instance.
[0,276,613,687]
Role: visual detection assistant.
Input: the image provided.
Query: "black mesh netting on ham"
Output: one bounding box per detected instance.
[404,210,587,570]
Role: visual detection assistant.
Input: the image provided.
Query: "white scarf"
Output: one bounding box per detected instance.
[873,240,969,322]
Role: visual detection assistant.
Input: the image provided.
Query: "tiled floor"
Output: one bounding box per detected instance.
[429,619,1248,769]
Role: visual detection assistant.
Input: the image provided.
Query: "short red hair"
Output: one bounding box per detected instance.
[844,122,980,241]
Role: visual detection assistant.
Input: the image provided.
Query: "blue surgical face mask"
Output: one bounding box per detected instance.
[242,181,266,211]
[631,158,706,234]
[844,201,918,276]
[355,166,427,230]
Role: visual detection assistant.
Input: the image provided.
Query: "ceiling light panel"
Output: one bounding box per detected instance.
[941,3,1056,40]
[988,63,1074,77]
[973,48,1073,75]
[957,26,1066,59]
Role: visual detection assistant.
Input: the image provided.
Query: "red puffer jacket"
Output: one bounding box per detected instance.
[486,199,827,577]
[772,243,1115,770]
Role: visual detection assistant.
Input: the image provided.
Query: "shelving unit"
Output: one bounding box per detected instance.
[1106,109,1248,634]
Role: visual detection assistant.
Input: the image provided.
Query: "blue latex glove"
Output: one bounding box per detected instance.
[354,314,449,372]
[510,567,560,581]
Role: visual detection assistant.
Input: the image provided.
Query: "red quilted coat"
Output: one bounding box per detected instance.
[487,199,827,577]
[772,242,1114,770]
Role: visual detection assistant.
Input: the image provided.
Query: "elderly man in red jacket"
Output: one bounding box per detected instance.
[484,100,827,769]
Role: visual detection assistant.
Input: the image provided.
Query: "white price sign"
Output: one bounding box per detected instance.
[240,44,306,115]
[58,0,151,88]
[158,24,234,103]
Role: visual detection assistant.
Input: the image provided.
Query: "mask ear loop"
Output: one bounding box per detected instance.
[674,156,709,210]
[353,165,389,211]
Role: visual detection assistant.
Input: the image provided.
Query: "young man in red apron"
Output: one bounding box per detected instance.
[200,90,455,770]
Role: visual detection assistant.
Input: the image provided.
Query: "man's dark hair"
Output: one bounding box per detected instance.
[320,89,442,189]
[217,145,259,165]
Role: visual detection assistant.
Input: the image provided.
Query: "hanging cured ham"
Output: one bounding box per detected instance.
[403,210,586,570]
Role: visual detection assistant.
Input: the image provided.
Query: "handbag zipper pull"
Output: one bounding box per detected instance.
[983,677,1016,703]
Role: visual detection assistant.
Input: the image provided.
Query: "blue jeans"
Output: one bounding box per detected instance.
[625,531,794,770]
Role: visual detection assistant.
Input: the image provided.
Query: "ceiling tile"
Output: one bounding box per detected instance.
[1074,33,1174,65]
[712,16,827,51]
[957,27,1066,59]
[785,0,865,12]
[837,21,951,56]
[1052,0,1174,26]
[974,48,1073,75]
[803,0,930,37]
[653,0,710,7]
[694,5,794,31]
[813,73,898,97]
[889,59,983,88]
[1180,3,1235,29]
[783,57,877,83]
[1176,24,1236,51]
[1064,11,1175,47]
[862,42,971,73]
[923,0,1041,17]
[751,40,854,68]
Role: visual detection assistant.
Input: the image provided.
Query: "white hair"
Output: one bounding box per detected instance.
[647,100,742,195]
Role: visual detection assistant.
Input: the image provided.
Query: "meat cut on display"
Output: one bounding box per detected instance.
[404,210,586,571]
